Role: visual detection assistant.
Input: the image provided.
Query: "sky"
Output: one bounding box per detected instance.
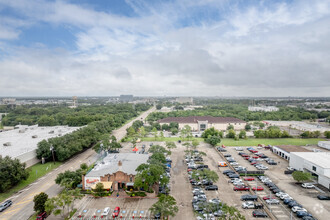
[0,0,330,97]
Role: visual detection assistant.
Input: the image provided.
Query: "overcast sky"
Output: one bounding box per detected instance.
[0,0,330,97]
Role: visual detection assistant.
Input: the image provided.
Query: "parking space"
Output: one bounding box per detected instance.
[71,197,157,220]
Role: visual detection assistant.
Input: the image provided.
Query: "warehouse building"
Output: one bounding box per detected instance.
[158,116,246,132]
[318,141,330,150]
[0,125,80,167]
[83,153,149,191]
[272,145,311,160]
[289,152,330,190]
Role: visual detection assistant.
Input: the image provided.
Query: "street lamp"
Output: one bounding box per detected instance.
[50,145,55,164]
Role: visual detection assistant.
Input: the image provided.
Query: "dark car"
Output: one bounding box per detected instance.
[205,185,218,190]
[288,201,302,208]
[228,174,240,179]
[272,188,281,193]
[252,210,268,218]
[302,216,315,220]
[317,195,330,200]
[283,198,293,204]
[0,200,12,212]
[254,203,264,209]
[223,170,235,174]
[197,164,209,169]
[109,149,119,153]
[241,195,258,201]
[154,212,161,219]
[224,154,232,157]
[296,211,313,218]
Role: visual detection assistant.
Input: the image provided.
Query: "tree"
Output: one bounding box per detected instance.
[325,131,330,139]
[226,129,236,138]
[292,171,312,183]
[191,139,199,149]
[109,135,122,150]
[170,127,178,135]
[149,195,178,219]
[152,127,158,140]
[205,135,221,147]
[127,126,136,137]
[245,124,251,131]
[80,163,88,170]
[55,170,82,189]
[34,192,48,213]
[134,164,168,192]
[239,130,246,139]
[311,131,321,138]
[300,131,311,138]
[156,104,162,110]
[165,141,176,151]
[227,124,234,130]
[201,127,223,139]
[160,131,164,140]
[138,126,147,137]
[181,125,192,140]
[149,145,170,155]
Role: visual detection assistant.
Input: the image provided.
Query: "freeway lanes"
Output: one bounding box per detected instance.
[0,107,155,220]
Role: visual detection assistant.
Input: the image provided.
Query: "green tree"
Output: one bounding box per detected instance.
[205,135,221,147]
[324,131,330,139]
[170,127,178,135]
[292,171,312,183]
[191,139,200,149]
[127,126,136,137]
[245,124,251,131]
[149,145,170,155]
[33,192,48,213]
[239,130,246,139]
[226,129,236,138]
[149,195,178,220]
[152,127,158,140]
[55,170,82,189]
[138,126,147,137]
[201,127,223,139]
[160,131,165,140]
[165,141,177,151]
[227,124,234,130]
[134,164,168,192]
[156,104,163,110]
[181,125,192,140]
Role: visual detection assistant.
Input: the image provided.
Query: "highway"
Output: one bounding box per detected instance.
[0,107,155,220]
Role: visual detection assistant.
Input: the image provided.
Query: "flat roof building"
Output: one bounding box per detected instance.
[158,116,246,132]
[0,125,80,166]
[272,145,311,160]
[289,152,330,189]
[83,153,149,191]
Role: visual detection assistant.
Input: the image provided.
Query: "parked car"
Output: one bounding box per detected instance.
[266,199,280,205]
[223,170,234,174]
[263,196,276,200]
[209,198,221,204]
[301,183,315,189]
[252,210,268,218]
[0,200,12,212]
[317,195,330,200]
[36,212,47,220]
[292,206,307,213]
[234,186,250,191]
[252,186,264,191]
[242,201,255,209]
[205,185,218,190]
[296,211,313,218]
[102,207,110,217]
[228,174,240,179]
[244,177,255,181]
[112,207,120,217]
[241,194,258,201]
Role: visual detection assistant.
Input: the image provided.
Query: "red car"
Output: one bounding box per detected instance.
[250,150,258,153]
[252,186,264,191]
[250,162,258,165]
[234,186,250,191]
[252,156,259,159]
[244,157,251,160]
[36,212,47,220]
[113,207,120,217]
[244,177,255,181]
[263,196,276,200]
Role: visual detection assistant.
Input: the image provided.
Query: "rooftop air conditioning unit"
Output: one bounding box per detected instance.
[32,135,38,138]
[3,142,11,146]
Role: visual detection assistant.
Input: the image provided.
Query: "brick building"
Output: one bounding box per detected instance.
[83,153,148,191]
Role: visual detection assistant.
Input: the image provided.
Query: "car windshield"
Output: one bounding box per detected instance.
[114,210,118,213]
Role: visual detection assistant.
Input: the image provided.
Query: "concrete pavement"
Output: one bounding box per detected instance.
[0,107,155,220]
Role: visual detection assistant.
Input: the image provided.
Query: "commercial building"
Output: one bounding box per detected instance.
[289,152,330,189]
[272,145,311,160]
[265,121,330,133]
[83,153,149,191]
[158,116,246,132]
[0,125,80,167]
[176,97,193,104]
[248,106,279,112]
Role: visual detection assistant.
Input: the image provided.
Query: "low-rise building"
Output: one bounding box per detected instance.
[318,141,330,150]
[158,116,246,132]
[272,145,311,160]
[83,153,149,191]
[289,152,330,189]
[248,106,279,112]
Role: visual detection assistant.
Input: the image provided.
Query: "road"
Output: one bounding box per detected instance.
[0,107,155,220]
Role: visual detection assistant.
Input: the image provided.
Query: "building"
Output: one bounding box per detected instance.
[158,116,246,132]
[176,97,193,104]
[272,145,311,160]
[318,141,330,150]
[83,153,149,191]
[248,106,279,112]
[289,152,330,189]
[0,125,80,167]
[265,121,330,133]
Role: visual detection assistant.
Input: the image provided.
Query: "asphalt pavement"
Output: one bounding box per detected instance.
[0,107,155,220]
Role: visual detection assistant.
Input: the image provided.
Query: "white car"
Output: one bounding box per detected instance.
[209,198,221,204]
[235,147,243,151]
[230,162,239,166]
[278,193,289,199]
[292,206,307,213]
[231,178,242,183]
[302,183,315,189]
[280,195,292,200]
[266,199,280,205]
[242,201,255,209]
[287,166,295,171]
[276,192,286,197]
[102,207,110,216]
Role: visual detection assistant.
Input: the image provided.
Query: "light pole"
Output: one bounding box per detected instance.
[50,145,55,164]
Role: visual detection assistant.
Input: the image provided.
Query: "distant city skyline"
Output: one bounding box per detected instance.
[0,0,330,96]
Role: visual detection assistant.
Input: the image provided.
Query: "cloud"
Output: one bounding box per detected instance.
[0,0,330,96]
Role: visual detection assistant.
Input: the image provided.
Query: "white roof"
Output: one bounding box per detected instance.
[86,153,149,177]
[291,152,330,169]
[0,125,80,158]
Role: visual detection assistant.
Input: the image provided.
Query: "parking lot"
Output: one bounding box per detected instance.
[71,196,158,219]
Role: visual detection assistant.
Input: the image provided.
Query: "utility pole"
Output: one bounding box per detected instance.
[50,145,55,164]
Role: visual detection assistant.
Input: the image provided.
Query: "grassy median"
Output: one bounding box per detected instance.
[0,162,62,202]
[132,137,323,146]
